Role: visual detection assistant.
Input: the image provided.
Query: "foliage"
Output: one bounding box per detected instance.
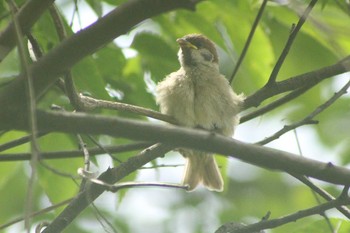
[0,0,350,232]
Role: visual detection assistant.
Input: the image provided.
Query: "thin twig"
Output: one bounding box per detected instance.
[80,95,177,124]
[39,160,80,179]
[0,0,55,61]
[0,198,73,231]
[256,119,317,145]
[0,132,47,152]
[49,5,175,124]
[293,129,335,232]
[142,163,184,169]
[77,134,90,191]
[49,4,67,40]
[79,171,189,192]
[219,193,350,233]
[255,79,350,145]
[91,202,119,233]
[240,85,311,123]
[229,0,268,84]
[8,1,40,232]
[42,143,174,233]
[48,5,176,125]
[49,4,84,111]
[0,0,199,123]
[291,130,350,219]
[78,135,89,171]
[86,135,123,163]
[266,0,318,86]
[293,174,350,219]
[243,55,350,109]
[0,142,152,161]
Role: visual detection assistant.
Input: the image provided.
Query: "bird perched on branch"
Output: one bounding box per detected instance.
[156,34,244,192]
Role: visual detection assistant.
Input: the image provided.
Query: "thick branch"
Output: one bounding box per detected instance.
[5,110,350,186]
[0,0,199,121]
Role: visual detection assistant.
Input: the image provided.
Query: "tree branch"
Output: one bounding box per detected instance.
[292,174,350,219]
[216,190,350,233]
[7,1,41,231]
[0,0,200,122]
[266,0,318,86]
[0,142,152,161]
[0,198,73,231]
[41,143,173,233]
[243,55,350,108]
[255,79,350,145]
[0,132,46,152]
[240,85,311,123]
[79,95,177,124]
[0,0,55,61]
[5,110,350,186]
[228,0,268,84]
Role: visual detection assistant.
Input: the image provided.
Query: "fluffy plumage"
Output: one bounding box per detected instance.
[156,34,244,191]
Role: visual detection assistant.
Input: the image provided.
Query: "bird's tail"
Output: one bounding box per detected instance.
[182,150,224,192]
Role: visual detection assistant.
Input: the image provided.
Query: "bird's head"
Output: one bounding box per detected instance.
[177,34,219,71]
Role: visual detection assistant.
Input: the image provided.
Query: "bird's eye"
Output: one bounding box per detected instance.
[201,50,214,62]
[191,40,202,48]
[196,41,203,48]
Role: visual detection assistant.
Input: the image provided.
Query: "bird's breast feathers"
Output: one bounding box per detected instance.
[156,68,243,136]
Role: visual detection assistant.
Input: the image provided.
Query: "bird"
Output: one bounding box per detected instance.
[156,34,244,192]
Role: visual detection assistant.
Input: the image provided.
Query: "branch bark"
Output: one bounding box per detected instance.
[5,110,350,186]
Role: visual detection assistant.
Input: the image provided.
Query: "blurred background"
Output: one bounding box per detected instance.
[0,0,350,232]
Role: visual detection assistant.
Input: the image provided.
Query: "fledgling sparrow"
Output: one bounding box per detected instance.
[156,34,244,192]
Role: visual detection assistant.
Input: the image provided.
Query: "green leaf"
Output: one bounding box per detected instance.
[37,133,81,205]
[317,97,350,147]
[131,32,178,81]
[32,11,61,53]
[339,138,350,165]
[0,165,28,225]
[107,55,158,113]
[93,44,126,81]
[85,0,103,17]
[72,56,110,99]
[0,48,19,79]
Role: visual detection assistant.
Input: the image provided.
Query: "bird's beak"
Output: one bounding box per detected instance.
[176,38,198,50]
